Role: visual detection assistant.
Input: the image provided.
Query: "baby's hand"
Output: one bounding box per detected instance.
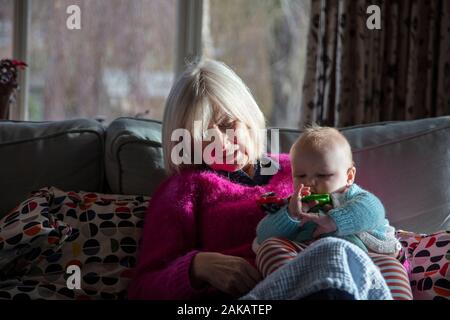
[288,184,313,218]
[298,212,337,238]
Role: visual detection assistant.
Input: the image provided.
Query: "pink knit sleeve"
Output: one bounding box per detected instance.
[127,172,207,300]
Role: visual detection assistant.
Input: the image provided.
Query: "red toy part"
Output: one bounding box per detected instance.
[256,195,286,206]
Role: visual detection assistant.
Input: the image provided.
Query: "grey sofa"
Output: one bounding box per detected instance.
[1,116,449,234]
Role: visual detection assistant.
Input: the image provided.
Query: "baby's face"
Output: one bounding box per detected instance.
[291,145,354,194]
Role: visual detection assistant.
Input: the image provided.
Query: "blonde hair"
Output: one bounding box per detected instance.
[162,59,266,174]
[292,124,354,166]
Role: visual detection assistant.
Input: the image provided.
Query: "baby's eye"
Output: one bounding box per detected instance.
[318,174,333,178]
[297,175,306,179]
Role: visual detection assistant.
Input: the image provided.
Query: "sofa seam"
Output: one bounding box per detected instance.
[267,120,401,133]
[352,125,450,154]
[0,129,103,147]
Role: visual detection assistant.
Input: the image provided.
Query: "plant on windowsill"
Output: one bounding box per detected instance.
[0,59,27,120]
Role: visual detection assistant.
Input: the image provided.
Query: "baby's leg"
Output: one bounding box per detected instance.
[369,253,413,300]
[256,237,307,278]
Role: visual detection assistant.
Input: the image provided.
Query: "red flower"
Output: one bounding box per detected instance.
[12,59,28,69]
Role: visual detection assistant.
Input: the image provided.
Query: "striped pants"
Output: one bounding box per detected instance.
[256,237,413,300]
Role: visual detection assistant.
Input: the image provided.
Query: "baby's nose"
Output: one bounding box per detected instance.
[305,179,316,189]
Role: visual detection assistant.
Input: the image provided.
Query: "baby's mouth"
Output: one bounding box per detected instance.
[305,186,316,194]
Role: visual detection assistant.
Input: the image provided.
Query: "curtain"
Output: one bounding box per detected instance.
[300,0,450,127]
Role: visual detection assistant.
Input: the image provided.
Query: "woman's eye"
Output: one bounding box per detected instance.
[218,121,235,130]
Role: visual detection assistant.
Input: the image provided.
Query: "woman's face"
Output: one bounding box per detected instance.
[202,117,250,172]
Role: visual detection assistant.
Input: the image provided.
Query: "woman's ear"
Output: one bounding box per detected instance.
[347,166,356,186]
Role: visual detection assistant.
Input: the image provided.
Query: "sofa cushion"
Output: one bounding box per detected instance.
[0,119,105,218]
[347,119,450,234]
[105,117,167,197]
[271,116,450,234]
[0,189,72,276]
[396,230,450,300]
[0,186,149,300]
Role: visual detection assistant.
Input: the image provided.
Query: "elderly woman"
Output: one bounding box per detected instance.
[127,59,393,300]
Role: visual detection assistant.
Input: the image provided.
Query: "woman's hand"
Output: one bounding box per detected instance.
[190,252,262,297]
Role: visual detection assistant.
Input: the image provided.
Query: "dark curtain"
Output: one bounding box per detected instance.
[300,0,450,127]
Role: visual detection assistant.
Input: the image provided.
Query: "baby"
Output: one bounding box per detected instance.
[253,125,402,277]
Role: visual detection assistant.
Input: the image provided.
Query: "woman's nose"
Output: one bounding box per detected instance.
[211,127,228,149]
[223,132,240,152]
[222,134,232,148]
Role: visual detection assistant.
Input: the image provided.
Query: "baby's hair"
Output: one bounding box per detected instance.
[162,59,266,174]
[293,124,354,166]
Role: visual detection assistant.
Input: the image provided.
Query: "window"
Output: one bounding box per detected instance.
[28,0,176,123]
[0,0,13,58]
[10,0,310,125]
[205,0,310,129]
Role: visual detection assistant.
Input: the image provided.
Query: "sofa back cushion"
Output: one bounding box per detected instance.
[105,118,167,197]
[345,118,450,234]
[0,119,105,218]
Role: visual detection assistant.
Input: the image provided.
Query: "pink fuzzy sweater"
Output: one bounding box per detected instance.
[127,154,292,300]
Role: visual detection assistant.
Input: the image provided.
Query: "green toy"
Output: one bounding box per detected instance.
[301,193,331,206]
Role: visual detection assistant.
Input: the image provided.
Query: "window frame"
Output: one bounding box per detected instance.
[11,0,30,120]
[11,0,204,121]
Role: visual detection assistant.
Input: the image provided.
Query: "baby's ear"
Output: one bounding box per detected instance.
[347,166,356,185]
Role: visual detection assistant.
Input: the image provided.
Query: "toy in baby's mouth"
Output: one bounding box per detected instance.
[301,193,332,211]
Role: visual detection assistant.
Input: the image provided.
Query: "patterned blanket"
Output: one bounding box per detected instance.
[0,187,149,300]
